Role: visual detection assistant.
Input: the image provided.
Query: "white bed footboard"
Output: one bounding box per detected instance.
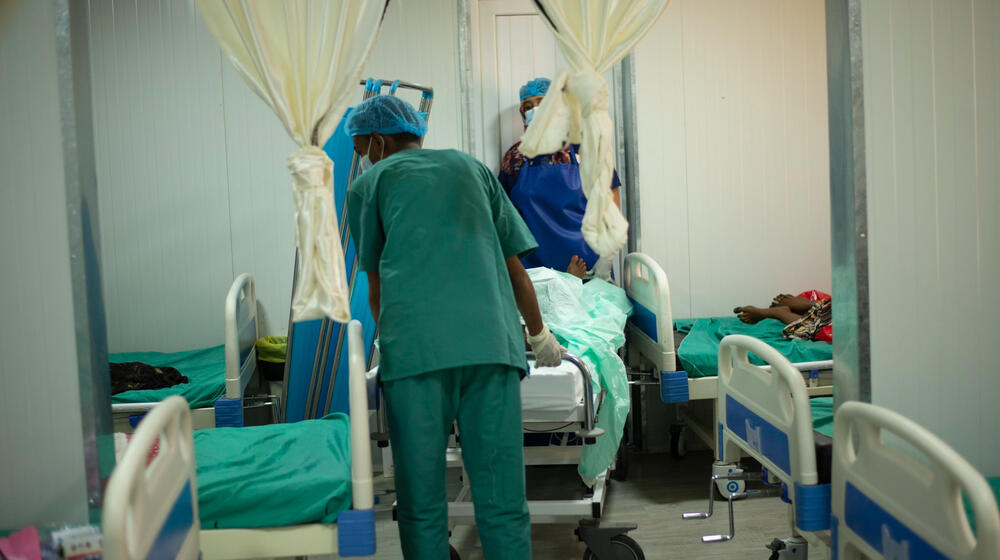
[104,396,200,560]
[224,273,258,400]
[832,402,1000,559]
[624,252,676,374]
[717,335,818,487]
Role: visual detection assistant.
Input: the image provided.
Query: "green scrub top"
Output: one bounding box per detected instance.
[346,148,538,382]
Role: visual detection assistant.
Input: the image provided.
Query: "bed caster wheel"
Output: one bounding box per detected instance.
[449,544,461,559]
[611,441,629,481]
[584,436,598,445]
[581,534,645,560]
[669,424,687,459]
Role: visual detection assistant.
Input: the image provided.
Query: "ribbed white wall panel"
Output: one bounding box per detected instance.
[363,0,463,151]
[0,0,89,528]
[863,0,1000,474]
[219,61,298,340]
[634,0,832,319]
[89,0,233,352]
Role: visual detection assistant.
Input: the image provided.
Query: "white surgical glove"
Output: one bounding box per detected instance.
[592,254,615,282]
[527,325,564,368]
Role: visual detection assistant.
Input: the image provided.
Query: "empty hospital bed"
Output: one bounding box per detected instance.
[623,252,833,470]
[111,273,260,432]
[103,320,376,559]
[682,334,1000,559]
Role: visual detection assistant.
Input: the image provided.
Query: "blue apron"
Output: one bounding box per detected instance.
[509,147,599,270]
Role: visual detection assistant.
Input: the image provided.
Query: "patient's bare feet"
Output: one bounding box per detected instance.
[771,294,817,314]
[734,305,802,325]
[734,306,772,324]
[567,255,587,279]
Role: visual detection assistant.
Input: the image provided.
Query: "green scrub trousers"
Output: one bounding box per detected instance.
[383,363,530,560]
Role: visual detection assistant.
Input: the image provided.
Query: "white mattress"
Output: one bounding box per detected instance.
[520,361,586,413]
[368,362,593,422]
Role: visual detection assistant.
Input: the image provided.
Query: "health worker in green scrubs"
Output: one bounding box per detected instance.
[345,95,563,560]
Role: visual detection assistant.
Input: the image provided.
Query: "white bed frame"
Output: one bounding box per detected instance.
[103,320,376,559]
[832,402,1000,559]
[111,273,259,432]
[683,334,832,557]
[682,335,1000,560]
[623,251,833,460]
[441,352,643,558]
[446,353,608,521]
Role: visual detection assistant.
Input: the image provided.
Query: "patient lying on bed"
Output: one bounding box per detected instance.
[734,292,832,343]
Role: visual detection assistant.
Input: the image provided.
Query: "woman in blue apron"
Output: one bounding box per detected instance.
[498,77,621,278]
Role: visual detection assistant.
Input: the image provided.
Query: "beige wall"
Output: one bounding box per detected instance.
[633,0,832,319]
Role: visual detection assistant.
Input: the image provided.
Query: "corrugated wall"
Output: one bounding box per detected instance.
[633,0,832,319]
[87,0,462,352]
[862,0,1000,473]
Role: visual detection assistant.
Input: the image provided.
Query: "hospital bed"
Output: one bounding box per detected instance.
[623,252,833,469]
[682,334,1000,559]
[370,351,639,559]
[110,273,260,432]
[103,320,376,560]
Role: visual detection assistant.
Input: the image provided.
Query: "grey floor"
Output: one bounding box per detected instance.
[338,450,796,559]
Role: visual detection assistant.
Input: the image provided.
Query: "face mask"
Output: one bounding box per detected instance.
[524,107,537,126]
[359,135,384,173]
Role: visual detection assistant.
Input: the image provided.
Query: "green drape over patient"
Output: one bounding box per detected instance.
[528,268,632,484]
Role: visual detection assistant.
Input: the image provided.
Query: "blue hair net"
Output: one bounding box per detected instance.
[519,77,551,101]
[345,95,428,137]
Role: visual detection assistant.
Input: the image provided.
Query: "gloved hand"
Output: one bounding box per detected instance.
[527,324,564,368]
[591,254,615,282]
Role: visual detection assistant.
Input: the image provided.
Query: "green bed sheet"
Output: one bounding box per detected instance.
[110,345,226,409]
[674,317,832,378]
[810,396,834,438]
[194,414,353,529]
[963,477,1000,535]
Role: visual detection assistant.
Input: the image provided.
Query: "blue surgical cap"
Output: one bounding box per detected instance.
[345,95,428,137]
[519,77,551,101]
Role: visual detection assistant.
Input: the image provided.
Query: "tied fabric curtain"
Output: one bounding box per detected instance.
[196,0,389,323]
[520,0,670,258]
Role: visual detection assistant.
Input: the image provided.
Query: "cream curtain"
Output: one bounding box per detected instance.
[196,0,389,323]
[520,0,671,258]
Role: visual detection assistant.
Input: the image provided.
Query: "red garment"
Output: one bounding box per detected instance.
[797,290,833,343]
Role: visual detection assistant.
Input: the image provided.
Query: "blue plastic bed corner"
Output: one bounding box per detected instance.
[794,482,832,531]
[660,370,689,403]
[337,508,376,556]
[214,398,243,428]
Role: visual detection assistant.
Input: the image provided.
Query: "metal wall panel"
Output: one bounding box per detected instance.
[633,0,832,319]
[0,0,90,529]
[862,0,1000,473]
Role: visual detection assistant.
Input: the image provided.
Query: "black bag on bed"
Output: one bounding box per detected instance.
[109,362,188,394]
